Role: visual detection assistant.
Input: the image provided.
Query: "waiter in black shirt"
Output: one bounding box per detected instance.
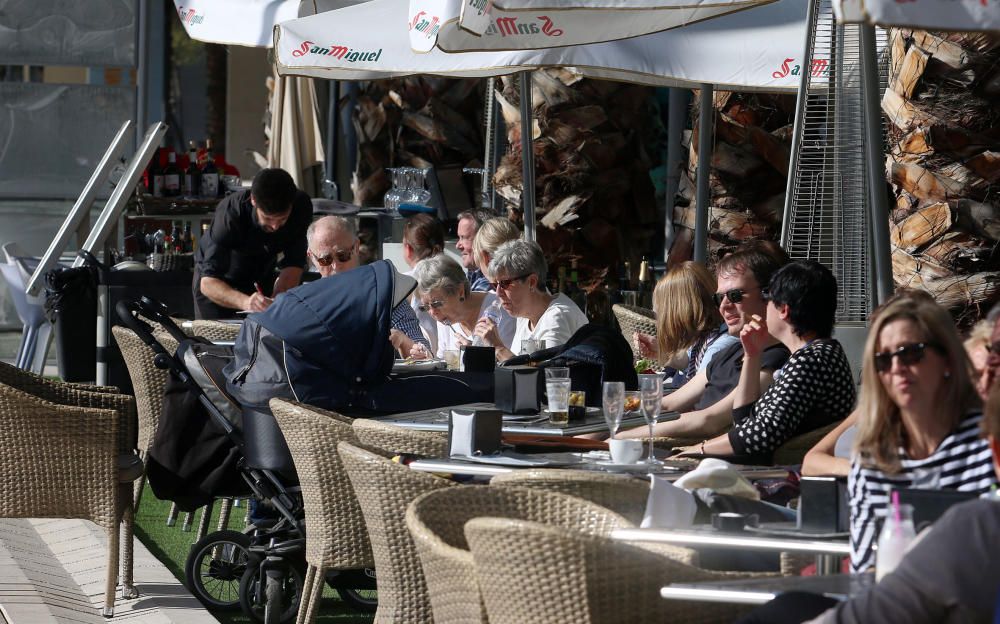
[193,168,312,319]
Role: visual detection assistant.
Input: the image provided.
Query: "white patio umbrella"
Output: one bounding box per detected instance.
[276,0,805,244]
[277,0,805,91]
[407,0,777,52]
[172,0,369,47]
[833,0,1000,32]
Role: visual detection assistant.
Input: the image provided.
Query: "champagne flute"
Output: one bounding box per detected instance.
[638,373,663,466]
[602,382,625,440]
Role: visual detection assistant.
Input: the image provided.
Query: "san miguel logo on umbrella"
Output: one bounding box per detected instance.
[772,57,830,79]
[175,5,204,25]
[291,41,383,62]
[484,15,564,37]
[410,11,443,40]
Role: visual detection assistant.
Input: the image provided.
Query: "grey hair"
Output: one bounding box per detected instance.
[414,253,469,298]
[489,239,547,286]
[457,210,491,230]
[306,215,357,245]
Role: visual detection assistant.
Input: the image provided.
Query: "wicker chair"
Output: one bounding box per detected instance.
[773,421,842,466]
[187,319,242,343]
[405,485,636,624]
[338,441,455,623]
[0,367,140,616]
[465,517,759,624]
[490,469,652,525]
[270,399,373,624]
[612,303,656,360]
[352,418,449,457]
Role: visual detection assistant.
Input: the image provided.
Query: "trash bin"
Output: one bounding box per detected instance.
[44,263,98,382]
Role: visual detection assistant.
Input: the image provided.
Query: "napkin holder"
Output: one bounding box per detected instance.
[448,408,503,457]
[798,476,849,532]
[494,366,541,414]
[460,345,496,373]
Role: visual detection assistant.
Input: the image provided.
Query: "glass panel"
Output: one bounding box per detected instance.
[0,0,136,67]
[0,83,135,198]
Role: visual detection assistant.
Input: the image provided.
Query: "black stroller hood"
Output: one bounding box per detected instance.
[226,260,401,411]
[254,259,397,379]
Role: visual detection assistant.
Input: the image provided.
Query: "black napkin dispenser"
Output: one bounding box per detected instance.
[494,365,541,414]
[461,345,496,373]
[448,408,503,457]
[798,476,849,532]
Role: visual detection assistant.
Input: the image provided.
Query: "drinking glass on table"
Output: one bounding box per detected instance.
[638,373,663,465]
[545,367,570,381]
[602,382,625,439]
[546,379,571,426]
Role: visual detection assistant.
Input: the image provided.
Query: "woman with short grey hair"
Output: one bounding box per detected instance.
[477,240,588,361]
[411,254,515,359]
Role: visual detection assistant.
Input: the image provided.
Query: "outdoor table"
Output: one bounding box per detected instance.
[659,572,874,606]
[408,457,790,481]
[612,526,850,575]
[372,401,678,436]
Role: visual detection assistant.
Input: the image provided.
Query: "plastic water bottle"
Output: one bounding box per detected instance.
[875,492,916,582]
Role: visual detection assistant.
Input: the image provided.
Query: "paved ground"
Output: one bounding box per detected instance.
[0,518,218,624]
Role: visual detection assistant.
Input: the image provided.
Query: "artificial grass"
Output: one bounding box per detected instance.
[134,486,375,624]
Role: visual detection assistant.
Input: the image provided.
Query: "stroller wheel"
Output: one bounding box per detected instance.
[239,561,304,624]
[185,530,251,611]
[327,568,378,613]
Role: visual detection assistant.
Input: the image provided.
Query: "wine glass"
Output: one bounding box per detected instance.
[383,168,404,214]
[638,373,663,466]
[602,382,625,440]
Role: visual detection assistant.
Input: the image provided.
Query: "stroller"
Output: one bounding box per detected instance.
[115,286,386,622]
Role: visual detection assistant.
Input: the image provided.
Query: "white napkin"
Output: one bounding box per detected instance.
[640,476,698,529]
[673,458,760,501]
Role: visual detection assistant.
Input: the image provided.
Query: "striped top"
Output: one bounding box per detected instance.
[848,412,997,573]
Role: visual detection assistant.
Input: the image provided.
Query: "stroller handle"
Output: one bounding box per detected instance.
[115,297,190,373]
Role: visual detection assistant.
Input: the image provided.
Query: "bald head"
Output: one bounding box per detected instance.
[306,216,360,277]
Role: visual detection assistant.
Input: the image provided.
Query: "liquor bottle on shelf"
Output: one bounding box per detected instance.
[181,222,193,253]
[637,256,653,308]
[162,150,181,197]
[147,148,163,197]
[184,141,201,197]
[170,222,183,254]
[201,139,221,198]
[557,266,567,296]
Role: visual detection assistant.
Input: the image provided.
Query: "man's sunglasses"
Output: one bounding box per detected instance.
[489,273,532,291]
[309,248,354,266]
[873,342,939,373]
[417,300,446,313]
[712,288,761,307]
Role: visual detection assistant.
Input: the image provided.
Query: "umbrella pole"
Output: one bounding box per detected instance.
[663,88,689,266]
[694,83,714,264]
[519,70,536,242]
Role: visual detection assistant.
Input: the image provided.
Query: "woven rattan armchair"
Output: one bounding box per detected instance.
[465,517,759,624]
[270,399,372,624]
[0,368,140,616]
[187,319,242,343]
[490,469,651,525]
[338,441,455,623]
[352,418,449,457]
[773,421,842,466]
[612,304,656,360]
[405,485,635,624]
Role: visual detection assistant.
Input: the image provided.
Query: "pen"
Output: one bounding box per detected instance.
[254,282,264,296]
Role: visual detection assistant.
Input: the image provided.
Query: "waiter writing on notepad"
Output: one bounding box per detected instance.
[192,167,312,319]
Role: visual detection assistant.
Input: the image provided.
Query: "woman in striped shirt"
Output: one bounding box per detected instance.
[849,294,997,572]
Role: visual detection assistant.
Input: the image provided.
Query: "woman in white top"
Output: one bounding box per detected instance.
[476,239,588,362]
[412,254,516,358]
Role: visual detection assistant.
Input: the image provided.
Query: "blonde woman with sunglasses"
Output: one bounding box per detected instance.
[847,293,996,573]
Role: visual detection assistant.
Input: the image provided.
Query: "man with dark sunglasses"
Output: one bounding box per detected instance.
[306,216,428,355]
[618,243,791,442]
[193,168,312,319]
